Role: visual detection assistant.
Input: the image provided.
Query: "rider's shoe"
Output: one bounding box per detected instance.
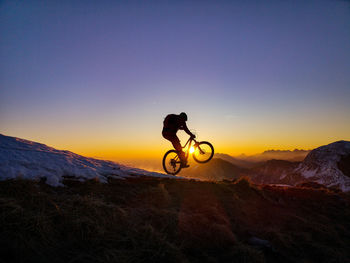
[181,162,190,168]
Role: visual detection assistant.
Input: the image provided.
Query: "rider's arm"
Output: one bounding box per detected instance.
[182,122,195,138]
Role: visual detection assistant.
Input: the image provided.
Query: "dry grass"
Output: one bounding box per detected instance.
[0,177,349,263]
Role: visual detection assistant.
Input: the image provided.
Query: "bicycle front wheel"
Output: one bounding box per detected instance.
[162,150,182,175]
[193,141,214,163]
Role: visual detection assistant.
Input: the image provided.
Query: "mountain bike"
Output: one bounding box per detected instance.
[162,136,214,175]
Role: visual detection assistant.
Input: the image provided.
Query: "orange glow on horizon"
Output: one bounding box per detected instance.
[1,115,349,163]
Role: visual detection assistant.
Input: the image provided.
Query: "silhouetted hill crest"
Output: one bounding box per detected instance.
[183,158,249,181]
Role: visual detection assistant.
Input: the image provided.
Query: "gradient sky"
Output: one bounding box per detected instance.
[1,0,350,161]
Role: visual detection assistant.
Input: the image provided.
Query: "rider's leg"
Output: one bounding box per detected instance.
[170,136,189,167]
[162,132,188,166]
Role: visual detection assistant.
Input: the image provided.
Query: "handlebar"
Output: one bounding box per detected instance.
[182,136,197,149]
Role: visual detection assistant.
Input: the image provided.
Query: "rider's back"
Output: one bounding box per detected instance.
[163,114,183,133]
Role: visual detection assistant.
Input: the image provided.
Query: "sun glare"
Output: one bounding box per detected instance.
[189,146,195,154]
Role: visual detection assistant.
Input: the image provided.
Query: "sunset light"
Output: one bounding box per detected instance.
[0,0,349,166]
[1,1,350,262]
[189,146,195,154]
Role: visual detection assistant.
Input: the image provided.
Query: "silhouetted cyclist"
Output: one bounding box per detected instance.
[162,112,195,168]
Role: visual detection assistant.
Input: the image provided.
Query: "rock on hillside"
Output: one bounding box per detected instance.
[295,140,350,191]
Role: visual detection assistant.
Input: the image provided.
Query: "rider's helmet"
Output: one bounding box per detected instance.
[180,112,188,121]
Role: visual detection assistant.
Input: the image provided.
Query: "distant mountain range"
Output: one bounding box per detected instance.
[1,134,349,191]
[214,153,258,168]
[216,148,310,166]
[194,141,350,191]
[181,158,249,181]
[250,159,302,185]
[247,149,310,161]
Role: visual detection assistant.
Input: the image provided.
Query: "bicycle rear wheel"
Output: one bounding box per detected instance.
[193,141,214,163]
[162,150,182,175]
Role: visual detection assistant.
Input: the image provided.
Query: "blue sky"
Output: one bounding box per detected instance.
[1,0,350,158]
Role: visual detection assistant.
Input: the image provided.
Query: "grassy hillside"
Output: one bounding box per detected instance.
[0,177,349,263]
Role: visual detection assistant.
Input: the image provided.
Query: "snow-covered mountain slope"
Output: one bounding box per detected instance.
[295,140,350,191]
[0,134,174,186]
[247,141,350,191]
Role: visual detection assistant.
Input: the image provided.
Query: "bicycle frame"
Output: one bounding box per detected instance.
[181,137,199,160]
[171,137,201,166]
[170,137,194,165]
